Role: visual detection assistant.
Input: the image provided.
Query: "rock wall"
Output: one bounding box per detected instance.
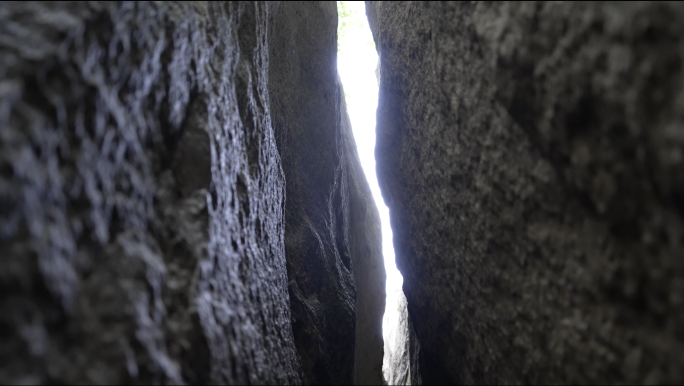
[267,2,385,384]
[1,1,384,384]
[368,1,684,384]
[382,290,421,386]
[341,78,386,386]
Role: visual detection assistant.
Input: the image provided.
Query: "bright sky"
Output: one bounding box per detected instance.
[336,1,404,336]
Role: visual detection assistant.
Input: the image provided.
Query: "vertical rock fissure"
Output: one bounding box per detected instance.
[268,2,386,384]
[2,2,387,384]
[337,2,414,384]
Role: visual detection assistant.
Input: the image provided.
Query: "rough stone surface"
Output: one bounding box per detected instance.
[368,1,684,384]
[267,2,386,384]
[382,290,421,386]
[341,83,387,386]
[0,2,300,384]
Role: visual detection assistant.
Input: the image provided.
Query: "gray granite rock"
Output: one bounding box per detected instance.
[368,1,684,384]
[0,2,299,384]
[382,290,421,386]
[267,2,385,384]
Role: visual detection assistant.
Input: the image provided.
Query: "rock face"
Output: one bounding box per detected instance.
[340,74,387,386]
[382,290,421,386]
[267,2,385,384]
[0,2,300,383]
[1,1,384,384]
[369,1,684,384]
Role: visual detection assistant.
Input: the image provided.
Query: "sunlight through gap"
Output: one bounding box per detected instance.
[336,1,404,343]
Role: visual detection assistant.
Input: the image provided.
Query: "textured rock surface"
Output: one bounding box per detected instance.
[382,290,421,386]
[0,2,300,384]
[267,2,386,384]
[341,84,387,386]
[369,1,684,384]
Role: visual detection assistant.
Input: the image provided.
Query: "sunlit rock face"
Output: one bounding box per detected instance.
[368,1,684,384]
[382,291,421,386]
[0,2,300,383]
[267,2,386,384]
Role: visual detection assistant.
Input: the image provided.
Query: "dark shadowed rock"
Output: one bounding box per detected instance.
[267,2,385,384]
[0,1,386,384]
[0,2,299,384]
[368,1,684,384]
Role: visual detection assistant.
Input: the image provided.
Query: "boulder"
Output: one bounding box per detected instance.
[0,2,300,383]
[0,1,386,384]
[368,1,684,384]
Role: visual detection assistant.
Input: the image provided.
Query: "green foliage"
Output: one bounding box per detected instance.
[337,1,375,108]
[337,1,375,57]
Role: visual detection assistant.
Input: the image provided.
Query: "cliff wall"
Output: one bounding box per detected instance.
[368,1,684,384]
[0,2,384,384]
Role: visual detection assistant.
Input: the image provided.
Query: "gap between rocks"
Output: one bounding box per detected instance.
[336,2,410,384]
